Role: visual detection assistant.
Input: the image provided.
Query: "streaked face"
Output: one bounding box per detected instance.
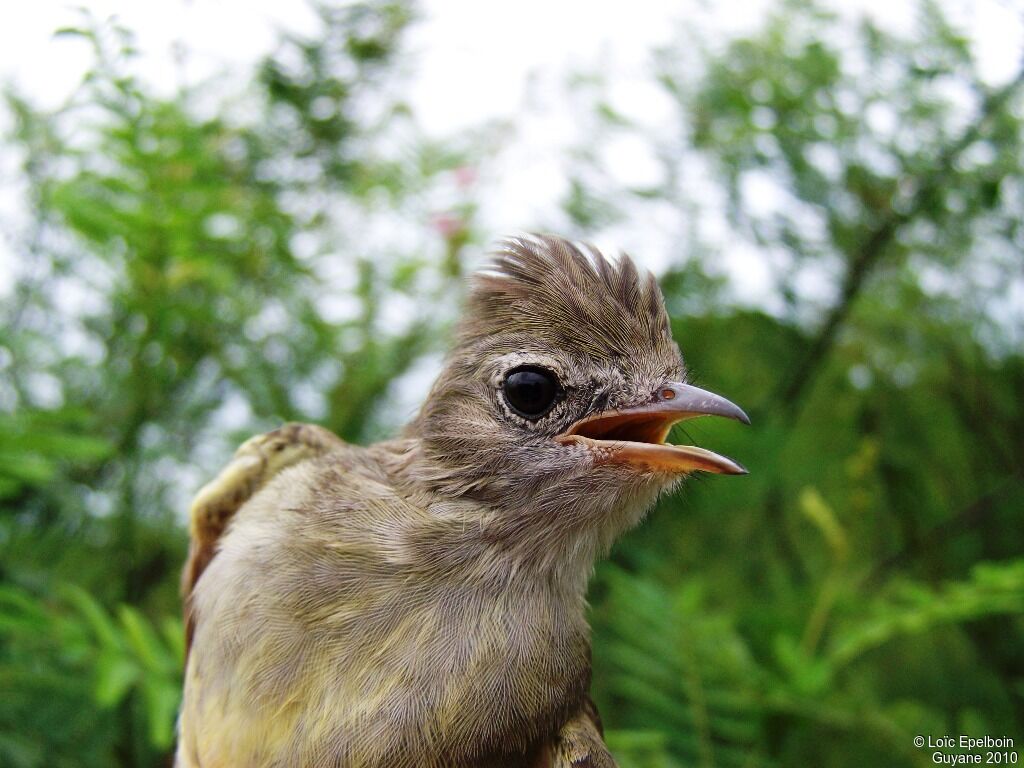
[415,236,747,511]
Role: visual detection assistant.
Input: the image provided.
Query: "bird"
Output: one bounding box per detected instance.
[175,234,749,768]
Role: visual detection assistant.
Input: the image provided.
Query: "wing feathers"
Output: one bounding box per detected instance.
[181,422,344,654]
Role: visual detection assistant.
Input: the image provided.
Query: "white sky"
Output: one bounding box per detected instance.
[0,0,1021,293]
[2,1,1020,121]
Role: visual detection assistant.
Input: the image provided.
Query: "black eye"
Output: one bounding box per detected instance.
[502,367,561,419]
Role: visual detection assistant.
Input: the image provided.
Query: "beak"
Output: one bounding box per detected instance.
[554,382,749,475]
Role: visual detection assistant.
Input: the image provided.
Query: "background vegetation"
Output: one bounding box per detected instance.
[1,2,1021,766]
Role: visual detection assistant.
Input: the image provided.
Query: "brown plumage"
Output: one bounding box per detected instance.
[176,234,748,768]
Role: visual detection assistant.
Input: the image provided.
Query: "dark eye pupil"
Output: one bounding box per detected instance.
[503,368,559,419]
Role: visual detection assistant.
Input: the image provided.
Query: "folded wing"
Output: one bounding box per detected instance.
[181,422,345,656]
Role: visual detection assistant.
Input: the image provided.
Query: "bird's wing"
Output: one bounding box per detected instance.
[181,422,344,655]
[547,698,618,768]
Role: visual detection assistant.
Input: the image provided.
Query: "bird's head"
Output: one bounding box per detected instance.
[408,235,748,560]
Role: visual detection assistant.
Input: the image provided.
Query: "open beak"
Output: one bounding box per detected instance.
[554,382,749,475]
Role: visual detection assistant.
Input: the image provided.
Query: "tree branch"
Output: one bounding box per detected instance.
[863,470,1024,587]
[777,65,1024,416]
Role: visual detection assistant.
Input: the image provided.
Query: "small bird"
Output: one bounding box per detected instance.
[176,234,748,768]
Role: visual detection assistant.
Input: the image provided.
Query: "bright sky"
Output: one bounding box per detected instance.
[2,1,1020,119]
[0,0,1021,295]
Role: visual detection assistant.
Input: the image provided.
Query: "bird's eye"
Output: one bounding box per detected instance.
[502,366,561,420]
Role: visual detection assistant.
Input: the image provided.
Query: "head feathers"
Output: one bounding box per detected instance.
[409,233,683,513]
[462,234,673,361]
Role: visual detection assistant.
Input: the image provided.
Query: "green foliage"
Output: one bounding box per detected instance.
[0,409,111,500]
[0,583,182,766]
[1,1,1021,766]
[593,567,767,768]
[829,561,1024,668]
